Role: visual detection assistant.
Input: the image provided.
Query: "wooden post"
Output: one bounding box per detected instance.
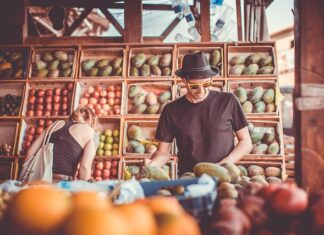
[295,0,324,193]
[124,0,142,43]
[200,0,211,42]
[236,0,243,41]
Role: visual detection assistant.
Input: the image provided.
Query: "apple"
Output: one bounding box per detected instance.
[96,162,104,170]
[108,110,114,115]
[62,96,68,103]
[107,85,115,92]
[45,96,53,104]
[25,133,34,142]
[94,86,103,93]
[36,97,44,104]
[102,169,110,178]
[28,127,35,135]
[28,96,36,104]
[87,86,94,94]
[104,161,111,170]
[36,104,44,111]
[94,169,102,177]
[23,140,31,149]
[35,110,43,117]
[29,88,36,96]
[67,82,74,90]
[61,103,68,111]
[111,160,118,168]
[53,103,60,111]
[94,176,102,181]
[54,88,61,96]
[102,104,110,111]
[45,120,53,127]
[61,111,68,116]
[99,90,107,97]
[36,126,43,134]
[107,98,114,106]
[110,168,117,177]
[44,110,51,116]
[45,103,52,111]
[107,91,115,99]
[80,98,88,106]
[83,92,90,98]
[45,89,53,96]
[53,95,61,103]
[93,104,102,111]
[37,89,45,97]
[115,91,122,98]
[27,104,35,110]
[114,98,121,105]
[61,89,68,96]
[38,119,45,127]
[92,91,100,99]
[115,85,122,92]
[89,97,97,105]
[99,98,107,105]
[51,110,59,116]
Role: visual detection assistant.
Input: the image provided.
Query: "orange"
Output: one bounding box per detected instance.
[71,191,111,210]
[146,196,184,216]
[158,213,201,235]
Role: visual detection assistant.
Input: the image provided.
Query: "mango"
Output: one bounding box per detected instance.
[126,140,145,153]
[0,62,12,71]
[147,55,160,66]
[131,104,147,114]
[95,59,110,68]
[82,59,96,71]
[128,85,142,98]
[193,162,231,183]
[151,65,162,76]
[223,163,241,184]
[237,165,248,177]
[99,65,112,76]
[159,91,171,103]
[62,68,72,77]
[262,128,275,145]
[13,68,23,77]
[234,87,248,103]
[263,88,275,104]
[161,67,171,76]
[209,49,221,67]
[253,101,266,113]
[133,93,147,106]
[127,125,143,140]
[246,53,262,65]
[130,67,139,76]
[266,103,276,113]
[33,60,47,70]
[61,61,73,70]
[257,66,274,75]
[145,143,158,154]
[128,165,141,175]
[229,64,245,75]
[9,52,22,61]
[142,166,170,180]
[250,175,268,186]
[48,69,59,78]
[250,127,265,143]
[249,86,264,104]
[242,101,253,113]
[131,53,146,68]
[217,182,238,199]
[42,52,54,62]
[266,177,282,184]
[243,64,259,75]
[145,92,158,105]
[87,67,99,77]
[229,55,246,66]
[159,53,172,67]
[36,68,49,77]
[251,143,268,154]
[48,60,59,71]
[259,55,273,67]
[113,67,123,76]
[248,165,264,177]
[54,51,68,61]
[140,64,151,76]
[111,57,123,69]
[146,104,160,114]
[267,142,280,154]
[265,167,281,177]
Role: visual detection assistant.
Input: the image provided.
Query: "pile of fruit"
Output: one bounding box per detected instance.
[126,124,158,154]
[0,94,22,116]
[248,122,280,155]
[234,85,276,113]
[0,143,13,156]
[124,164,171,181]
[26,83,73,117]
[97,128,120,157]
[92,160,119,181]
[79,85,122,116]
[20,119,55,155]
[130,52,172,76]
[229,53,274,75]
[0,50,26,79]
[31,50,74,78]
[0,189,12,220]
[81,56,123,77]
[128,84,171,114]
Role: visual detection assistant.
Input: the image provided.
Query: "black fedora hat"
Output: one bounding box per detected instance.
[175,51,219,79]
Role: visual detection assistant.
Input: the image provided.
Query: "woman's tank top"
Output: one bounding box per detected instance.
[50,120,84,177]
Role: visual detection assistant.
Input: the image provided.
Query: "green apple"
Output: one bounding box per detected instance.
[98,142,104,149]
[112,150,118,156]
[104,143,112,151]
[104,129,113,137]
[112,129,119,137]
[106,136,113,144]
[99,134,106,142]
[97,149,104,156]
[104,150,112,156]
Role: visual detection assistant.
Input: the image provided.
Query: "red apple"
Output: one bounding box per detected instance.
[28,96,36,104]
[29,88,36,96]
[44,110,51,116]
[99,90,107,97]
[51,110,59,116]
[96,162,104,170]
[108,110,114,115]
[111,160,118,168]
[87,86,94,94]
[80,98,88,106]
[25,134,34,142]
[37,89,45,97]
[93,104,102,112]
[94,169,102,177]
[61,111,68,116]
[107,91,115,99]
[53,103,60,111]
[45,103,52,111]
[53,95,61,103]
[102,104,111,111]
[61,103,68,111]
[54,88,61,96]
[94,176,102,181]
[111,168,117,177]
[99,98,107,105]
[61,89,68,96]
[94,86,103,93]
[27,104,35,110]
[45,89,53,96]
[115,91,122,98]
[96,109,104,116]
[114,106,121,115]
[35,110,43,117]
[36,97,44,104]
[92,91,100,99]
[45,96,52,104]
[89,97,97,105]
[107,85,115,92]
[67,82,74,90]
[115,85,122,92]
[114,98,121,105]
[104,161,111,170]
[28,127,35,135]
[107,98,114,106]
[36,104,44,111]
[83,92,90,98]
[45,120,53,127]
[38,119,45,127]
[36,126,43,134]
[23,140,31,149]
[62,96,68,103]
[102,169,110,178]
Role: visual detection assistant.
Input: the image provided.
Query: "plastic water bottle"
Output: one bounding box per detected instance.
[188,26,201,42]
[212,4,234,33]
[175,33,191,42]
[172,0,184,19]
[183,3,196,27]
[214,19,235,41]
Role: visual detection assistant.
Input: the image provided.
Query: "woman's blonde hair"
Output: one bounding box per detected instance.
[71,106,101,132]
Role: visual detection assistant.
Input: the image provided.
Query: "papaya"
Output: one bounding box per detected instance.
[267,142,280,154]
[209,49,221,67]
[95,59,110,68]
[262,128,275,145]
[159,53,172,67]
[248,165,265,177]
[266,176,282,184]
[151,65,162,76]
[54,51,68,61]
[265,167,281,177]
[159,91,171,103]
[257,66,274,75]
[81,59,96,71]
[131,104,147,114]
[131,53,146,68]
[42,52,54,62]
[234,87,248,103]
[263,88,275,104]
[242,101,253,113]
[142,166,170,180]
[251,143,268,154]
[238,165,248,177]
[140,64,151,76]
[127,125,143,140]
[223,163,241,184]
[193,162,231,183]
[146,104,160,114]
[245,53,262,65]
[253,101,266,113]
[229,64,245,75]
[111,57,123,69]
[249,86,264,104]
[229,55,246,66]
[161,67,171,76]
[243,64,259,75]
[130,67,139,76]
[128,85,142,98]
[99,66,112,76]
[146,92,158,105]
[265,103,276,113]
[259,55,273,67]
[147,55,160,66]
[217,182,238,199]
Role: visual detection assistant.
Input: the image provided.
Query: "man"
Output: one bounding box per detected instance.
[149,51,253,175]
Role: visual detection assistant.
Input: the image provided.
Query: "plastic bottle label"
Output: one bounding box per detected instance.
[173,5,182,14]
[185,14,195,23]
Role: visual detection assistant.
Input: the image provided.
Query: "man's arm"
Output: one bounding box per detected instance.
[148,141,172,167]
[218,126,252,164]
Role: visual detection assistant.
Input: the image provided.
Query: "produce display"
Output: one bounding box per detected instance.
[229,53,275,75]
[96,128,120,156]
[0,143,13,156]
[25,82,73,117]
[0,189,12,220]
[79,84,122,116]
[125,124,158,154]
[0,94,22,116]
[127,84,171,115]
[0,50,27,79]
[81,56,123,77]
[92,159,120,181]
[31,50,75,78]
[20,119,56,155]
[233,85,276,114]
[248,122,280,155]
[124,164,171,181]
[129,52,172,76]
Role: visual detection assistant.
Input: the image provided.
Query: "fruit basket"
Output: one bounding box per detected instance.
[0,119,20,156]
[79,47,126,78]
[22,81,74,118]
[175,80,225,98]
[85,157,122,181]
[28,47,78,79]
[125,81,173,116]
[128,46,174,78]
[0,46,30,80]
[74,80,124,117]
[228,80,280,116]
[176,46,224,78]
[227,45,277,77]
[0,82,25,117]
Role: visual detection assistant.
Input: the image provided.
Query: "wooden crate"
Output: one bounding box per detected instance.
[79,47,126,78]
[22,81,75,118]
[125,81,173,117]
[0,158,16,181]
[128,46,174,79]
[228,80,280,117]
[175,80,225,98]
[90,157,123,180]
[0,82,26,117]
[176,45,224,78]
[227,45,277,78]
[0,46,30,81]
[0,119,20,156]
[73,80,125,117]
[121,156,177,180]
[96,118,123,157]
[28,47,78,80]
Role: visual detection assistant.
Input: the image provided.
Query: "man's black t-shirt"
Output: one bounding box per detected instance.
[155,90,248,175]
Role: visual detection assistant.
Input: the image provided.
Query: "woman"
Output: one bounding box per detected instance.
[25,106,100,181]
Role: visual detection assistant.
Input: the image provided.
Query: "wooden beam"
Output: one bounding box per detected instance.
[161,17,181,39]
[200,0,211,42]
[100,8,124,36]
[236,0,243,41]
[25,36,123,45]
[26,0,123,8]
[124,0,142,43]
[64,8,92,36]
[142,4,172,11]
